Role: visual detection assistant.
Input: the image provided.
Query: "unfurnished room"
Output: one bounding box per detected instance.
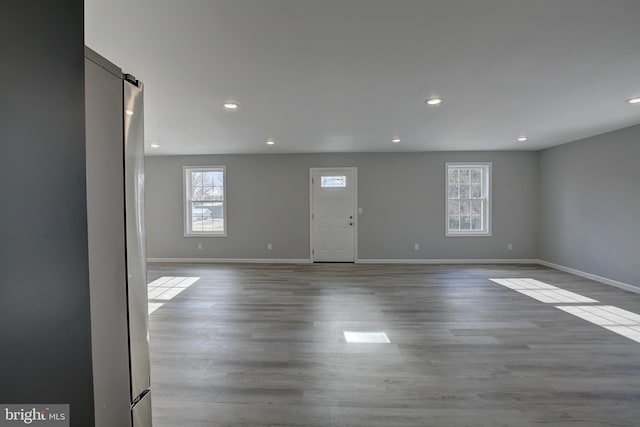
[2,1,640,426]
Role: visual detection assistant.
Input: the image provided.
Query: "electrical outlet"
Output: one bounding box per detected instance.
[197,243,203,250]
[507,243,513,250]
[414,243,420,251]
[267,243,273,250]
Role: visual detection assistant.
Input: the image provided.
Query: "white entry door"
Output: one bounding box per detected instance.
[311,168,357,262]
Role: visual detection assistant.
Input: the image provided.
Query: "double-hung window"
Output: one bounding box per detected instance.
[446,162,491,236]
[184,166,226,236]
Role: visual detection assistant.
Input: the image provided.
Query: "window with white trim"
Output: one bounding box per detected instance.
[184,166,226,236]
[446,163,491,236]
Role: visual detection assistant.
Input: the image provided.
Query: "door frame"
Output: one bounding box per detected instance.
[309,167,358,262]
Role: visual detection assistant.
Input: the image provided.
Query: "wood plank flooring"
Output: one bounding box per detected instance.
[147,263,640,427]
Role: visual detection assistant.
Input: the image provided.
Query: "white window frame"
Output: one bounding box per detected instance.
[183,166,227,237]
[445,162,492,237]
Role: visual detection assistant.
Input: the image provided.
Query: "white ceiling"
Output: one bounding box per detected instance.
[85,0,640,155]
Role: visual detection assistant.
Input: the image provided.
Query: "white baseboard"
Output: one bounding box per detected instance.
[147,258,312,264]
[536,259,640,294]
[355,258,538,264]
[148,258,537,265]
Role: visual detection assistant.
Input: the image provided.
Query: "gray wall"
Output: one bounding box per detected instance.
[539,124,640,286]
[146,151,539,260]
[0,2,96,426]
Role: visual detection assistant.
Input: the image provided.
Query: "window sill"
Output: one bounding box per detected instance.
[446,232,492,237]
[184,233,227,238]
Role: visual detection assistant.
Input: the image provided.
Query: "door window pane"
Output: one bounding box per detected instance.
[321,176,346,188]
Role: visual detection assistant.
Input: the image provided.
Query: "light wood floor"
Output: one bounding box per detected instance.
[147,263,640,427]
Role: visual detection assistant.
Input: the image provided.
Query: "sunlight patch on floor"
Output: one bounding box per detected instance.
[490,278,598,303]
[148,302,165,315]
[557,305,640,343]
[147,276,200,315]
[489,277,640,344]
[343,331,390,344]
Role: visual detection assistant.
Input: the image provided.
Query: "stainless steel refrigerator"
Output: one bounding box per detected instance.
[85,47,152,427]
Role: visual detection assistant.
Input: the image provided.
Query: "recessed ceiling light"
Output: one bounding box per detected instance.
[266,140,275,145]
[425,97,443,106]
[150,143,160,148]
[125,109,134,115]
[517,136,528,142]
[627,97,640,104]
[391,138,401,143]
[223,102,239,110]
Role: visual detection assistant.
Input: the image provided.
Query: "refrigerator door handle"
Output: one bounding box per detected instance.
[130,388,151,410]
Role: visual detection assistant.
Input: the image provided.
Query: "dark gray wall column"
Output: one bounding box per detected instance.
[0,2,95,426]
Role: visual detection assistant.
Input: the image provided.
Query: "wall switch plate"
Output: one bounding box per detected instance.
[414,243,420,250]
[358,207,363,214]
[507,243,513,250]
[267,243,273,250]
